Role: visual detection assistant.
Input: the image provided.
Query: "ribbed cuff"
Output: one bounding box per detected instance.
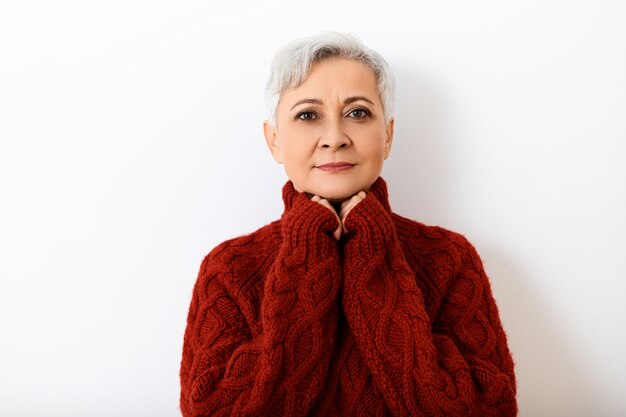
[279,185,340,266]
[343,192,396,259]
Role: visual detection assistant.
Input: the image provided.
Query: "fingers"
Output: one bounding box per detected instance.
[339,192,366,220]
[309,192,367,239]
[339,192,367,235]
[332,226,342,241]
[314,196,336,213]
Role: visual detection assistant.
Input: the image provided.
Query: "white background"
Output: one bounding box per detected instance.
[1,1,625,416]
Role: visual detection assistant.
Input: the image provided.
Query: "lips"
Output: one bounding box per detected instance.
[316,162,356,173]
[317,162,355,168]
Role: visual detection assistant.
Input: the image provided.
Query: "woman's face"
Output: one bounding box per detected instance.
[263,58,394,203]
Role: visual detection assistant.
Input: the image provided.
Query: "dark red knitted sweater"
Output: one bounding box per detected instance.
[179,177,517,416]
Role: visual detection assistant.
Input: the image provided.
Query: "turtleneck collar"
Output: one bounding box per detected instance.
[282,176,392,215]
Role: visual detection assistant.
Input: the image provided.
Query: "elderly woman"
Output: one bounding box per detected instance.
[179,32,517,416]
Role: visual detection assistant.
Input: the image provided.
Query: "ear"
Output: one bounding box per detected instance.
[383,117,394,160]
[263,120,284,164]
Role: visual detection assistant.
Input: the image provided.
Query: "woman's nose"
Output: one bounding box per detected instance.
[320,119,350,149]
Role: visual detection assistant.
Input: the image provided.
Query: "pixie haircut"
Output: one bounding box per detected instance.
[265,32,396,127]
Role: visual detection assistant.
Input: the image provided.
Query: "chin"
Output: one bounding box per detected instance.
[294,175,376,202]
[325,195,350,204]
[314,183,362,203]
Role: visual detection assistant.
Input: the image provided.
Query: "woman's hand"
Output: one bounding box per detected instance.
[338,191,366,235]
[310,195,343,240]
[309,191,367,240]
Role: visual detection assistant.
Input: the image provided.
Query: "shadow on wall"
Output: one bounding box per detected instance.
[382,64,457,224]
[383,65,604,416]
[483,248,605,417]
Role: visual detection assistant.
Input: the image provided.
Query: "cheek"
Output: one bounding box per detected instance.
[282,139,314,164]
[360,135,387,159]
[352,125,387,151]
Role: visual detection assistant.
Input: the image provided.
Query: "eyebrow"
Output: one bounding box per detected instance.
[289,96,375,111]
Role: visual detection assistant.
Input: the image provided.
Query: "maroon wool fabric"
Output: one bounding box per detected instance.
[179,177,517,416]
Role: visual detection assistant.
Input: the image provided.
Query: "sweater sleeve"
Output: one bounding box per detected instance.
[180,193,342,417]
[341,193,517,417]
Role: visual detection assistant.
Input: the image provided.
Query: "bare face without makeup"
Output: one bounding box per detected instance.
[264,58,394,203]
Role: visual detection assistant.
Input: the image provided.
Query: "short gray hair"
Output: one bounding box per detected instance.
[265,32,395,127]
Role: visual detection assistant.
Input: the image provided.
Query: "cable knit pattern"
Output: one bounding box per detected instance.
[180,177,517,416]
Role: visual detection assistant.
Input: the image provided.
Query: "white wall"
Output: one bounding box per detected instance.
[1,1,624,415]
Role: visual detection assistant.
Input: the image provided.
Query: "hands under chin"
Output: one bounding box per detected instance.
[310,192,367,241]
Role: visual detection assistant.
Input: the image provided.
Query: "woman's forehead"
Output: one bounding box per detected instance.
[281,59,381,108]
[301,58,377,87]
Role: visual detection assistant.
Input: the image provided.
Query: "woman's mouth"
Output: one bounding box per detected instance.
[316,162,356,173]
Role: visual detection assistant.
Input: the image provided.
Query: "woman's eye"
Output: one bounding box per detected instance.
[349,108,370,119]
[297,111,317,121]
